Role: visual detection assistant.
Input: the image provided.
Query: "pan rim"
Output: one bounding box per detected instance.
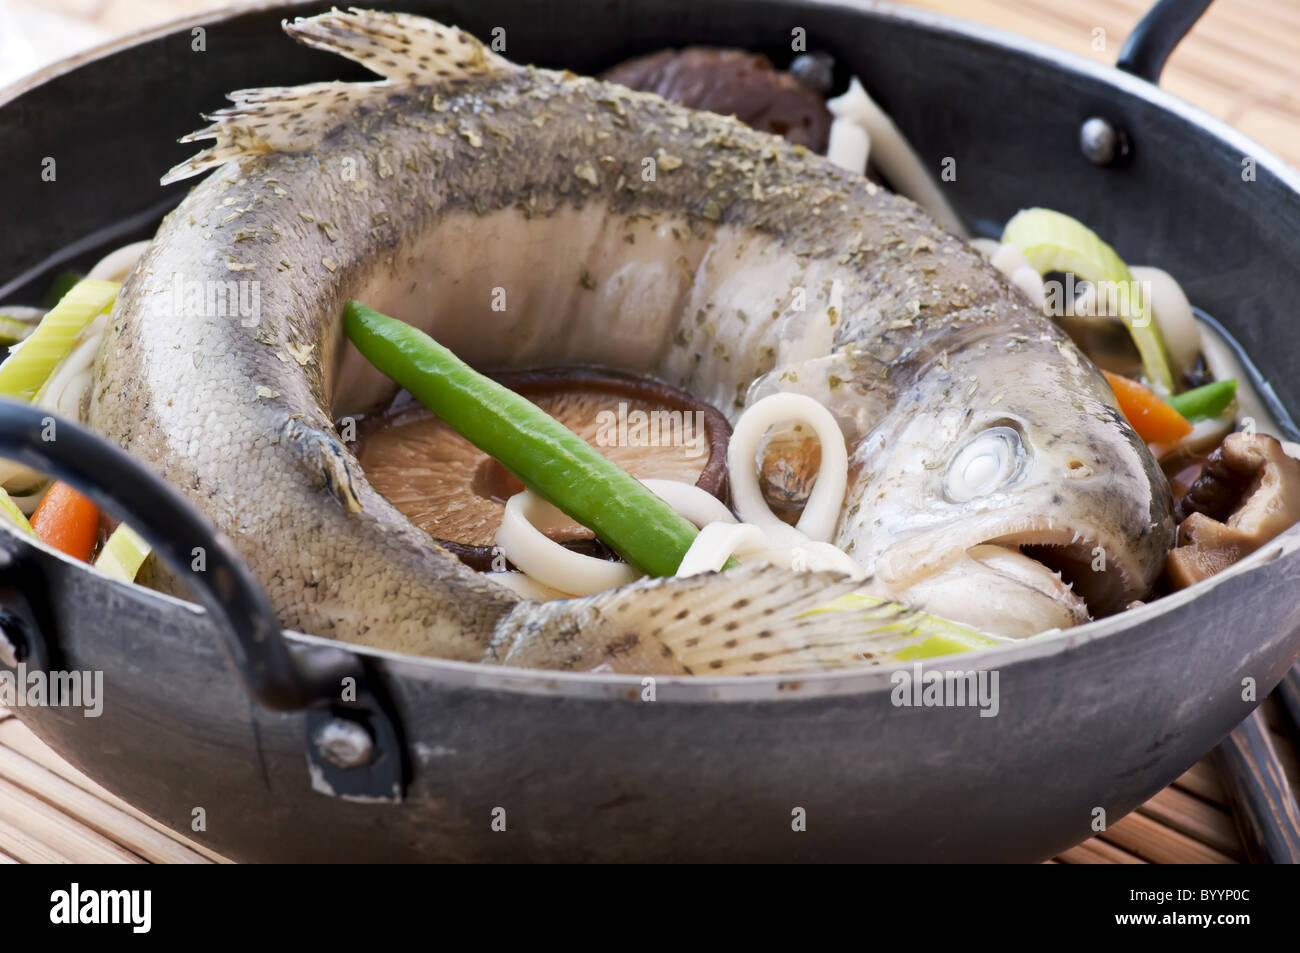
[290,524,1300,699]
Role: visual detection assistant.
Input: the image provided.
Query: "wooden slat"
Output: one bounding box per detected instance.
[1137,784,1243,859]
[0,745,210,864]
[1056,836,1146,864]
[0,775,142,863]
[1174,760,1228,805]
[0,813,75,864]
[1100,811,1238,864]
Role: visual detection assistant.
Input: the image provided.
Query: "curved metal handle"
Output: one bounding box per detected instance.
[0,398,353,711]
[0,398,405,800]
[1117,0,1214,84]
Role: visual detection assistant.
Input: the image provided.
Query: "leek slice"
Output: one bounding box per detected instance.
[0,313,39,347]
[804,592,999,660]
[0,487,35,535]
[0,279,119,401]
[95,523,150,582]
[1002,208,1175,395]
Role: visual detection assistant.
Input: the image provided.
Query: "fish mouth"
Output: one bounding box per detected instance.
[875,515,1134,620]
[981,524,1132,619]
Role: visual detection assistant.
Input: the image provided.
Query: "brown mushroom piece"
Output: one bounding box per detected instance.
[355,368,730,571]
[756,427,822,525]
[1166,432,1300,589]
[600,47,832,152]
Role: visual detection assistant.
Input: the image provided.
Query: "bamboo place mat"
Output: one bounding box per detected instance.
[0,0,1298,864]
[0,706,224,863]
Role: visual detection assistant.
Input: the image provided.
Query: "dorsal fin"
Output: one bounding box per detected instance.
[162,7,515,184]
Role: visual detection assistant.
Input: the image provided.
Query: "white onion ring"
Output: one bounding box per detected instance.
[86,240,150,282]
[638,478,736,528]
[1130,265,1199,381]
[727,392,848,543]
[827,78,967,237]
[495,479,734,598]
[1009,265,1047,311]
[989,242,1034,279]
[826,116,870,174]
[484,571,571,601]
[676,521,770,576]
[495,491,640,597]
[35,312,106,419]
[750,540,869,580]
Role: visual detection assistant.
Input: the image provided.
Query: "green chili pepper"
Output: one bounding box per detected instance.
[1167,379,1237,422]
[344,301,704,577]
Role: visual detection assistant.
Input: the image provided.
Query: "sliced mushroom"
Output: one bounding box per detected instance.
[1156,414,1236,481]
[1166,432,1300,588]
[355,368,730,570]
[757,425,823,525]
[601,48,831,151]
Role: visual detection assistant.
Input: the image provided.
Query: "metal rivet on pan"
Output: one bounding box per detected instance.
[1080,116,1129,166]
[312,717,374,769]
[790,52,835,94]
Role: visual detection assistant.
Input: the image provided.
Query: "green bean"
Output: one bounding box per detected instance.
[1168,379,1237,422]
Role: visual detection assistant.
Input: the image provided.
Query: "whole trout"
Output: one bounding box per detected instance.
[88,10,1174,672]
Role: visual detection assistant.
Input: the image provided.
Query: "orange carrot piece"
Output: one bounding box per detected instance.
[29,481,100,561]
[1102,370,1193,444]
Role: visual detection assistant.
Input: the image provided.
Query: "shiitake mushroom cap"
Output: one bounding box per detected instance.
[355,367,730,571]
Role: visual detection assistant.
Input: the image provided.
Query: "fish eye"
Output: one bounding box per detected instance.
[944,425,1024,503]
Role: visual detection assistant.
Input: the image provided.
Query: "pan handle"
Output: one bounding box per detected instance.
[1116,0,1214,84]
[0,398,404,801]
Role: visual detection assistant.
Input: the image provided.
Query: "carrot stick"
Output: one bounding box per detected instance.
[29,481,100,561]
[1102,370,1193,444]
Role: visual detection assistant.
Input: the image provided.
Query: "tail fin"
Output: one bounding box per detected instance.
[163,8,514,184]
[487,563,928,675]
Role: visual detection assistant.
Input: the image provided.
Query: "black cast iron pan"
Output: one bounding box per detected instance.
[0,0,1298,861]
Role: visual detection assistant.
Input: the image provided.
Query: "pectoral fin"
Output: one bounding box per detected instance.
[487,562,924,674]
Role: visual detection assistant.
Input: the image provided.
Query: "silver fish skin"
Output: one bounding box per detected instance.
[87,9,1173,671]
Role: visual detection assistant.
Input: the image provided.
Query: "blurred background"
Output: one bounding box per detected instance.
[2,0,1299,167]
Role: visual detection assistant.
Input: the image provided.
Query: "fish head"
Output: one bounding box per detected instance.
[841,332,1176,635]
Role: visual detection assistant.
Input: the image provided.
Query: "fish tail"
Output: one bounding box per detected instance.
[488,563,918,675]
[162,8,514,185]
